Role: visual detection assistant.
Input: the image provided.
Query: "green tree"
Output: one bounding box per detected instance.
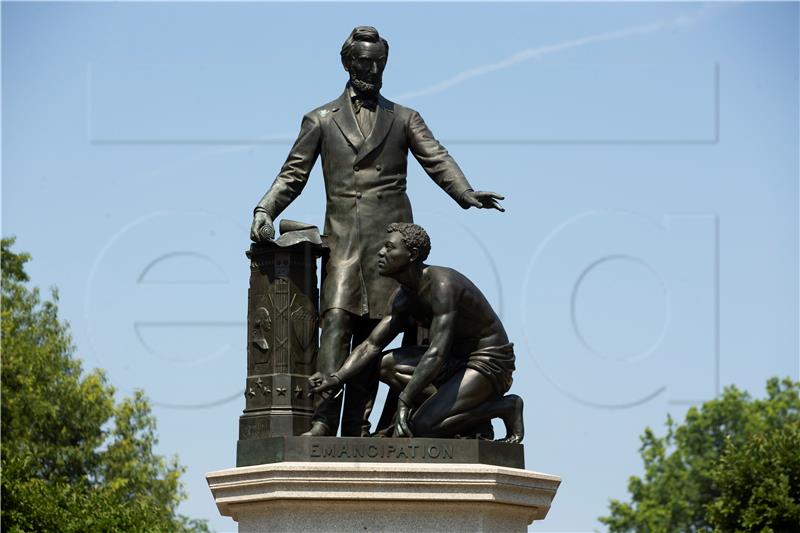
[600,377,800,532]
[1,238,210,532]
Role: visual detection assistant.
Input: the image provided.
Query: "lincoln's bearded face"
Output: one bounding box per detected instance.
[346,41,387,97]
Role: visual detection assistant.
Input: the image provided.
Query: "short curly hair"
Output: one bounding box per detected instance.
[386,223,431,262]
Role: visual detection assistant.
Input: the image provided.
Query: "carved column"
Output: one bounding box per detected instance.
[238,239,327,444]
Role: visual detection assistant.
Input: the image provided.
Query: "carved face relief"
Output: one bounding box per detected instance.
[377,231,413,276]
[346,41,386,96]
[251,307,271,352]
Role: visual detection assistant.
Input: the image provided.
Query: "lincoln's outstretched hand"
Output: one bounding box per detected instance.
[461,190,506,212]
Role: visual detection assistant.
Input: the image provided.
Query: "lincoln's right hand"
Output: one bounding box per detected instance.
[250,212,275,242]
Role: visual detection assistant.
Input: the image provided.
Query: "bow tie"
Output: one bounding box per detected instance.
[352,96,377,113]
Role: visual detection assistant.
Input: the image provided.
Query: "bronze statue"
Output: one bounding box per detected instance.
[309,223,524,443]
[251,26,504,437]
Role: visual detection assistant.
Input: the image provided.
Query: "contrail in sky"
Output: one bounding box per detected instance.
[122,4,726,155]
[393,5,725,102]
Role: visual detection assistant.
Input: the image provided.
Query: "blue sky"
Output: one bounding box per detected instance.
[3,2,798,531]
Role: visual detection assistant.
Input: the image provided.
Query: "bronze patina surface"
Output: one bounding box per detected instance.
[249,26,505,438]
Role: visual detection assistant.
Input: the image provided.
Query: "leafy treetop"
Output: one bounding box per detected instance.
[600,376,800,532]
[1,237,210,533]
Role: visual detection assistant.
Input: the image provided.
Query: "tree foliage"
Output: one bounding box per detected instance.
[600,377,800,532]
[1,237,209,532]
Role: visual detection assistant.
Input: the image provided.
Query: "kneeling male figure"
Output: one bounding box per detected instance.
[310,223,524,443]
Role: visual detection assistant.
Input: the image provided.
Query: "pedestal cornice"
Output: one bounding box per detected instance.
[207,461,561,531]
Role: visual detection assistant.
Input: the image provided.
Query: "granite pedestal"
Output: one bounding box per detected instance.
[207,460,560,532]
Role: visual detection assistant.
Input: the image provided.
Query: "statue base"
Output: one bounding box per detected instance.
[207,461,560,532]
[237,436,524,468]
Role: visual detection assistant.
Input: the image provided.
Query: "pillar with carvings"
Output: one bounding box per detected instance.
[237,221,327,446]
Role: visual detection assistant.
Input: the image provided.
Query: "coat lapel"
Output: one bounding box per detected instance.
[356,95,395,164]
[330,91,363,153]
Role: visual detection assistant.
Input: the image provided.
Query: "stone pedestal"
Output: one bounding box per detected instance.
[207,462,560,532]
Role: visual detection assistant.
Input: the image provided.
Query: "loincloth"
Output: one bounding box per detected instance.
[435,343,516,396]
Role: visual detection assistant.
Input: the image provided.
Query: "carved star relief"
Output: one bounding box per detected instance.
[276,387,287,396]
[254,377,271,395]
[294,385,303,398]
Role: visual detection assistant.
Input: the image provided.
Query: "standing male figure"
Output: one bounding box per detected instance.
[251,26,504,437]
[309,223,524,443]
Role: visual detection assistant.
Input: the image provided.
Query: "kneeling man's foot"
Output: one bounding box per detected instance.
[301,421,332,437]
[497,394,524,444]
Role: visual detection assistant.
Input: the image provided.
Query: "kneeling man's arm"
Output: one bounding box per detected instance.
[309,312,405,396]
[398,311,456,407]
[337,312,406,382]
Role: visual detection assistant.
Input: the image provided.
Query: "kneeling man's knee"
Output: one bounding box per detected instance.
[379,352,396,381]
